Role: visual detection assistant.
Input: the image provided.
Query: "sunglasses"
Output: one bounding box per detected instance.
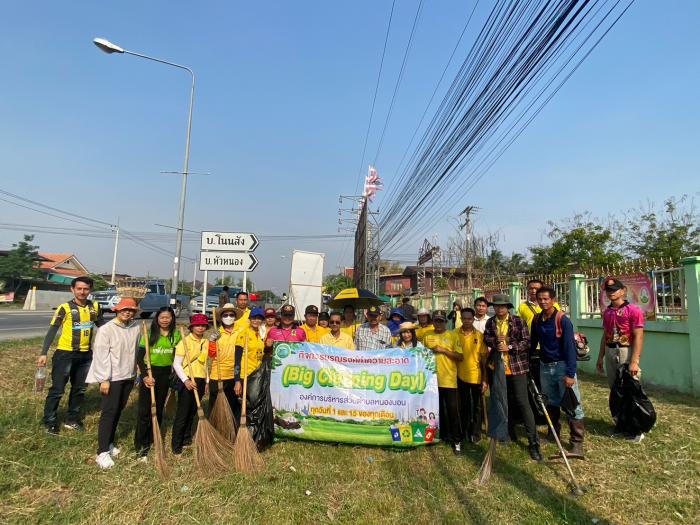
[329,320,341,325]
[221,313,236,318]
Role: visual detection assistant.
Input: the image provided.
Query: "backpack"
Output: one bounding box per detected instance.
[609,364,656,435]
[533,310,590,361]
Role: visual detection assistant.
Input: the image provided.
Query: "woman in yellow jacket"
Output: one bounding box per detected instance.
[171,313,209,455]
[207,303,241,427]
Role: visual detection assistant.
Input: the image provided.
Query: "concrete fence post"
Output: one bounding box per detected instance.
[509,282,522,311]
[682,256,700,395]
[568,274,586,328]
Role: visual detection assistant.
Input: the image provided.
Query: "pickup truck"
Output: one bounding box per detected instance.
[189,286,261,317]
[89,280,190,318]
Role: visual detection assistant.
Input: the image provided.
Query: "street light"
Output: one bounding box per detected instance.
[93,37,195,308]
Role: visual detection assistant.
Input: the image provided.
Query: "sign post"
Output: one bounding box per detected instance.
[199,232,260,297]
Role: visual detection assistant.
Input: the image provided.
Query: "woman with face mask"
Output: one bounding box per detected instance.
[207,302,241,428]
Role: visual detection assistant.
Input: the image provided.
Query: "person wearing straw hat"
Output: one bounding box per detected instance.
[396,322,423,349]
[234,307,273,450]
[134,306,181,460]
[300,305,330,343]
[483,294,542,461]
[207,303,241,427]
[86,297,141,469]
[320,311,355,350]
[171,313,209,456]
[415,308,434,342]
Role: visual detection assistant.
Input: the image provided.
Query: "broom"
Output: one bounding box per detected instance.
[141,322,170,480]
[208,308,236,443]
[178,327,235,474]
[232,330,263,474]
[476,351,507,485]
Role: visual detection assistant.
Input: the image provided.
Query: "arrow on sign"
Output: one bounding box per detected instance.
[199,252,259,272]
[200,232,259,252]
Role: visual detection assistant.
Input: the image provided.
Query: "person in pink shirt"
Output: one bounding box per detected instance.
[265,304,307,349]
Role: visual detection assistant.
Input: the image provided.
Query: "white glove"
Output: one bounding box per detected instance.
[209,331,221,342]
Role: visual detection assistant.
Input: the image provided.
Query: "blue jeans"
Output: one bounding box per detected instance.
[540,361,584,420]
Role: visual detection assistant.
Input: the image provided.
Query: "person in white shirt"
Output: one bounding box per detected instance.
[472,297,491,334]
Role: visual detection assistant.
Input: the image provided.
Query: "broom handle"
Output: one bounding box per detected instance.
[212,308,224,390]
[179,327,203,409]
[141,322,157,408]
[241,331,249,417]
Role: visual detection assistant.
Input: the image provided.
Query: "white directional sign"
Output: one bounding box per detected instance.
[199,252,258,272]
[200,232,259,252]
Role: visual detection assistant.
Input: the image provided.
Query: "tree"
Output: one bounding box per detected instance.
[616,195,700,262]
[529,213,623,273]
[0,235,42,291]
[213,276,255,291]
[323,273,352,297]
[256,290,282,303]
[88,274,110,292]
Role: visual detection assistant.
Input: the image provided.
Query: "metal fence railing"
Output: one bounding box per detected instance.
[580,278,602,319]
[652,267,687,320]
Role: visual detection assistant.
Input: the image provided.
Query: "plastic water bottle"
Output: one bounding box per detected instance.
[34,366,47,393]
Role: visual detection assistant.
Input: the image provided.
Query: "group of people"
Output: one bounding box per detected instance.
[38,275,646,468]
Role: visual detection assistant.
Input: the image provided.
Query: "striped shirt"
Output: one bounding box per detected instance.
[50,300,103,352]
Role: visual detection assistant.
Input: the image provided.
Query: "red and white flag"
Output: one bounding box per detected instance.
[363,165,383,202]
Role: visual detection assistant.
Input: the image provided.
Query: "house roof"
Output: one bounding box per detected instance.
[38,253,89,277]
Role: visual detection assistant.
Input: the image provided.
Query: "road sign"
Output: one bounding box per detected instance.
[200,231,259,252]
[199,252,258,272]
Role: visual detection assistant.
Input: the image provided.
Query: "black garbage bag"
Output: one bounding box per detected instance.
[609,364,656,435]
[487,351,510,442]
[527,357,548,425]
[245,355,275,451]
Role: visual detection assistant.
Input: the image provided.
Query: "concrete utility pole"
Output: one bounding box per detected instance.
[110,220,120,284]
[460,206,480,295]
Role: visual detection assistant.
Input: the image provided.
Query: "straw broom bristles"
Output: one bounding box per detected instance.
[233,331,263,474]
[141,322,170,480]
[208,309,236,443]
[179,327,235,474]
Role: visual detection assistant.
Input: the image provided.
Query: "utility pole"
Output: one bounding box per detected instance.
[460,206,480,295]
[110,219,120,284]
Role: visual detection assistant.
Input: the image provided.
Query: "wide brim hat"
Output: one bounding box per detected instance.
[398,321,416,332]
[112,297,139,312]
[489,294,514,308]
[432,310,448,321]
[216,303,237,319]
[417,308,431,317]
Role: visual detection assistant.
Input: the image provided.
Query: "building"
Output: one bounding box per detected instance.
[38,253,90,285]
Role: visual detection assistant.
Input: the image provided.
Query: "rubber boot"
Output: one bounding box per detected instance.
[528,439,543,462]
[546,406,561,443]
[568,419,585,459]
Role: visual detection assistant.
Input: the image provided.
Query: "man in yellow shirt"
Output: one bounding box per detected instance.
[233,291,251,331]
[422,310,463,453]
[300,305,330,343]
[415,308,434,341]
[340,305,360,340]
[518,279,561,330]
[320,312,355,350]
[454,308,488,443]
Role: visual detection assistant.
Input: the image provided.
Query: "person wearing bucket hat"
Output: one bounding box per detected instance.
[170,313,209,455]
[422,310,464,453]
[207,303,241,427]
[301,305,330,343]
[320,311,355,350]
[386,308,406,339]
[484,293,542,461]
[355,305,392,351]
[415,308,434,341]
[85,296,141,468]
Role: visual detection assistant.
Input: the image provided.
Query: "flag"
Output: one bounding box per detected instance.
[363,165,383,202]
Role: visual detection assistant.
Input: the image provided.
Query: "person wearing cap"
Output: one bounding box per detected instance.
[207,303,241,427]
[318,311,330,329]
[473,297,491,334]
[300,305,330,343]
[234,307,273,449]
[484,294,542,461]
[265,305,307,347]
[415,308,434,342]
[355,306,393,351]
[596,277,646,440]
[340,305,360,340]
[320,311,355,350]
[171,313,210,455]
[454,307,488,444]
[422,310,464,453]
[233,291,251,331]
[396,322,423,349]
[261,307,278,339]
[85,297,141,469]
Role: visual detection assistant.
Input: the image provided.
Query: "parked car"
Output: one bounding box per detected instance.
[89,280,190,318]
[189,286,261,317]
[90,288,119,311]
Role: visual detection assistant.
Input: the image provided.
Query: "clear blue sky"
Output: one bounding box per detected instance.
[1,1,698,292]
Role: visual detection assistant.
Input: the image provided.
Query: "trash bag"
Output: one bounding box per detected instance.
[245,355,275,451]
[609,364,656,435]
[486,351,510,442]
[526,357,548,425]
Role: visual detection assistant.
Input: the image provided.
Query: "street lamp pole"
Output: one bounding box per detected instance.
[93,38,195,307]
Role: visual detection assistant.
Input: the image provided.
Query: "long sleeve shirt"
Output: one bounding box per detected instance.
[483,315,530,376]
[86,319,140,383]
[530,312,577,378]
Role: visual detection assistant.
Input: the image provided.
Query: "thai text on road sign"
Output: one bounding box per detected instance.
[200,232,259,252]
[199,252,258,272]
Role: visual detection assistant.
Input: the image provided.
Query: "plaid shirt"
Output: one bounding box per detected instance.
[355,323,392,351]
[484,314,530,376]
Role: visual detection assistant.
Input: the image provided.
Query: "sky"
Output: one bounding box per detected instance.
[1,1,698,293]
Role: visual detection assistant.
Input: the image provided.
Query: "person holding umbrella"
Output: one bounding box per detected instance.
[340,305,360,340]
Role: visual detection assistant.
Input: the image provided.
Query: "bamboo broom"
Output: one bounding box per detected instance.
[232,330,263,474]
[178,327,234,474]
[141,322,170,480]
[208,308,236,443]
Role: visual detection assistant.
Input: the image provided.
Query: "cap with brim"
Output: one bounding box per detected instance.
[318,311,330,321]
[489,294,514,308]
[398,321,416,332]
[189,313,209,328]
[417,308,431,317]
[367,305,380,317]
[432,310,447,321]
[264,308,277,318]
[250,307,265,319]
[305,305,319,315]
[281,304,295,316]
[112,297,139,312]
[604,277,625,292]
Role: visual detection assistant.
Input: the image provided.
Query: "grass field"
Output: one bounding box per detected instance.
[1,337,698,524]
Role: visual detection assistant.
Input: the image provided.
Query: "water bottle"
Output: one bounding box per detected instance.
[34,366,47,393]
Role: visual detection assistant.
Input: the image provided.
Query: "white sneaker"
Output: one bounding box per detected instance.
[627,433,645,444]
[96,452,115,469]
[108,444,121,458]
[138,455,148,463]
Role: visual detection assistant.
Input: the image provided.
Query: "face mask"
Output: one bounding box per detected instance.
[222,316,235,326]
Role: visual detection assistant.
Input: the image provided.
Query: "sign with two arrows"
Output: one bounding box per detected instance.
[199,231,260,272]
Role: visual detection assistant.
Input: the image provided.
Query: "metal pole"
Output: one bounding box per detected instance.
[243,271,247,292]
[192,257,197,294]
[202,270,208,314]
[110,220,120,284]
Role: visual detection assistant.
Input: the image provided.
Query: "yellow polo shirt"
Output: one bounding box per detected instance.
[233,307,251,331]
[422,329,462,389]
[301,323,330,343]
[320,331,355,351]
[210,326,238,381]
[340,321,360,340]
[415,324,434,342]
[495,316,512,375]
[235,326,265,378]
[175,333,208,379]
[454,328,488,384]
[518,301,561,330]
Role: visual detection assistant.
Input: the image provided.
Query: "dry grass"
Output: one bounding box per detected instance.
[1,337,699,524]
